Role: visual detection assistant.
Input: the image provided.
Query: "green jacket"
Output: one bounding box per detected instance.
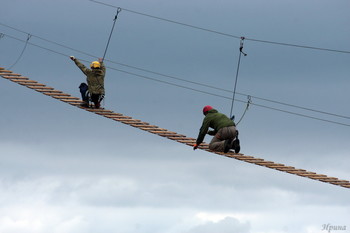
[196,109,235,145]
[74,59,106,95]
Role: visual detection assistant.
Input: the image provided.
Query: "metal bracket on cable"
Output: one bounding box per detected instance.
[0,33,4,39]
[114,7,122,20]
[27,34,32,41]
[240,37,247,56]
[247,95,252,107]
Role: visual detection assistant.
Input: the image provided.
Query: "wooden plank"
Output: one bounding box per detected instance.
[2,75,28,79]
[6,75,28,78]
[255,161,278,166]
[117,119,142,123]
[25,84,47,87]
[234,155,257,160]
[59,99,82,103]
[154,131,181,135]
[279,168,307,174]
[177,139,196,143]
[86,109,114,114]
[127,123,151,127]
[109,115,132,119]
[103,113,124,117]
[304,174,328,178]
[266,163,286,167]
[170,137,195,141]
[146,129,170,133]
[274,167,297,172]
[244,158,265,162]
[137,126,158,130]
[0,72,21,76]
[128,123,151,128]
[31,87,56,91]
[14,80,38,83]
[167,135,189,139]
[45,93,71,97]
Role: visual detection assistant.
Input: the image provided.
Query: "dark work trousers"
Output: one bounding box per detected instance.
[79,83,89,103]
[209,126,237,152]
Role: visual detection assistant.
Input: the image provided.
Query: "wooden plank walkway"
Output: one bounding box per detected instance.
[1,67,349,189]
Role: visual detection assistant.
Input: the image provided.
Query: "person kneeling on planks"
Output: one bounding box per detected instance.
[193,105,240,153]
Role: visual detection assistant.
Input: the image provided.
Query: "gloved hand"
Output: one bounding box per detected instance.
[70,56,76,61]
[193,144,199,150]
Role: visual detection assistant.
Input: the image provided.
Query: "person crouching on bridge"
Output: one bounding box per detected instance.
[70,56,105,109]
[193,105,240,153]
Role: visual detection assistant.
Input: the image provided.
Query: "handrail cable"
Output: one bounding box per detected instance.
[88,0,350,54]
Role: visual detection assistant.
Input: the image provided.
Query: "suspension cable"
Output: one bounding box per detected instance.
[230,37,247,119]
[102,7,122,61]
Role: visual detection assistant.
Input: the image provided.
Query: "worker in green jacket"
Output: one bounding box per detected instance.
[193,105,240,153]
[70,56,106,108]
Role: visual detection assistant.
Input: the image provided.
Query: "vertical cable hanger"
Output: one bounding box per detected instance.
[102,7,122,61]
[230,36,247,121]
[235,95,252,126]
[8,33,32,70]
[100,8,122,107]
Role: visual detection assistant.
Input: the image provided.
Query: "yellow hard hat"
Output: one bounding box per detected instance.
[90,61,101,69]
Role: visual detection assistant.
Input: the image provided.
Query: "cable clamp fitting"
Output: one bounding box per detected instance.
[247,95,252,108]
[240,36,247,56]
[26,34,32,41]
[114,7,122,20]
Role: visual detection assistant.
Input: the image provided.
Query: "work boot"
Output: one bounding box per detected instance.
[94,102,100,109]
[224,138,233,153]
[80,101,89,108]
[232,138,241,153]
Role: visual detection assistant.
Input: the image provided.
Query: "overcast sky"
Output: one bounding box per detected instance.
[1,0,350,233]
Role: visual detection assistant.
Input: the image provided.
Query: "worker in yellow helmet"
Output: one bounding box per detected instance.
[70,56,106,108]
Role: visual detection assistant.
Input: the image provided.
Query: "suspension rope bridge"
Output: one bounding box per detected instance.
[1,67,349,189]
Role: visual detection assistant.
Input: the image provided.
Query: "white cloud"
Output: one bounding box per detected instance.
[186,216,251,233]
[195,212,258,223]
